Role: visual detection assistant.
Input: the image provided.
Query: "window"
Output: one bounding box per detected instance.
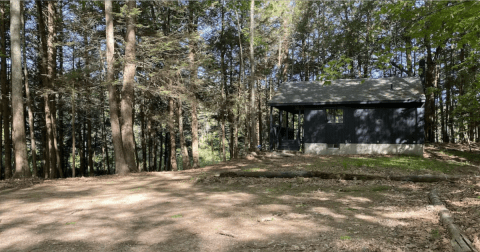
[327,143,340,149]
[326,109,343,124]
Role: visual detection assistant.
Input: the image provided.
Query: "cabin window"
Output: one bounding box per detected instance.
[326,109,343,124]
[327,143,340,149]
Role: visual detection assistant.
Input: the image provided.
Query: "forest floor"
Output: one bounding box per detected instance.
[0,143,479,252]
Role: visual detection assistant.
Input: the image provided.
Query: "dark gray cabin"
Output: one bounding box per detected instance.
[268,77,425,155]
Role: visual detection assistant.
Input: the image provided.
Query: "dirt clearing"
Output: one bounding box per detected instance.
[1,148,479,251]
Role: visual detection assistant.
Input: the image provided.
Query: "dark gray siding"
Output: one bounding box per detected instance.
[304,109,326,143]
[304,104,424,144]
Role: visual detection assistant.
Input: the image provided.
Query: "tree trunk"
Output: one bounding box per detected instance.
[39,0,57,179]
[188,2,199,169]
[120,0,138,173]
[159,130,163,171]
[105,0,129,175]
[10,0,29,178]
[249,0,257,150]
[51,101,64,178]
[141,99,146,172]
[148,112,153,171]
[22,2,36,177]
[1,2,11,179]
[178,99,190,169]
[87,109,93,176]
[168,97,177,171]
[71,89,76,177]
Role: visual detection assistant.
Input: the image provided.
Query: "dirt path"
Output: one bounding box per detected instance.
[0,152,478,252]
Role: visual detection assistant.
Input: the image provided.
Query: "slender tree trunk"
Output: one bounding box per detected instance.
[147,112,153,171]
[105,0,129,175]
[153,130,158,171]
[141,99,146,172]
[249,0,257,150]
[159,130,163,171]
[39,0,56,178]
[168,97,177,171]
[120,0,138,172]
[178,99,190,169]
[71,89,76,177]
[22,3,36,177]
[51,101,63,178]
[1,2,12,179]
[87,109,93,176]
[188,2,199,169]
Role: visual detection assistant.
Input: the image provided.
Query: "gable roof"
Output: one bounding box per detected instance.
[269,77,425,106]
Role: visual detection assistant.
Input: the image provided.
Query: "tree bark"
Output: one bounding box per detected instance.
[120,0,138,173]
[168,97,177,171]
[141,99,146,171]
[9,0,29,178]
[188,1,199,169]
[178,98,190,169]
[159,130,163,171]
[21,2,36,177]
[249,0,257,150]
[105,0,129,175]
[1,2,12,179]
[71,88,76,177]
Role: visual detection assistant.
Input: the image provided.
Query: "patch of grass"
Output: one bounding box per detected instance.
[340,235,351,240]
[171,214,183,218]
[130,187,144,192]
[265,188,276,193]
[430,229,440,239]
[477,196,480,199]
[442,149,480,163]
[66,222,76,225]
[346,207,357,211]
[295,203,307,208]
[314,155,467,174]
[371,185,390,192]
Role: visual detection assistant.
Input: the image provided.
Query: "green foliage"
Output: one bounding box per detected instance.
[171,214,183,218]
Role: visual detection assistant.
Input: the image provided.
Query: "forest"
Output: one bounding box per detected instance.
[0,0,479,179]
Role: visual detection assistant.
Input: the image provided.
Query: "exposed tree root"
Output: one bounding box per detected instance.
[429,189,479,252]
[219,171,474,183]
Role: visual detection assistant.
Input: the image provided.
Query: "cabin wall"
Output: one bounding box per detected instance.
[303,104,424,155]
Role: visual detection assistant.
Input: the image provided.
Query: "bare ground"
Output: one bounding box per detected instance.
[0,145,479,252]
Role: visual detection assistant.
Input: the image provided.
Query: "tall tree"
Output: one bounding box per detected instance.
[105,0,129,175]
[120,0,138,172]
[249,0,257,150]
[10,0,29,178]
[23,2,37,177]
[0,2,11,179]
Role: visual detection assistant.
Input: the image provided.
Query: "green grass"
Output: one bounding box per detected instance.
[430,229,440,239]
[66,222,76,225]
[340,236,351,240]
[313,155,468,174]
[346,207,357,211]
[441,149,480,164]
[171,214,183,218]
[371,185,390,192]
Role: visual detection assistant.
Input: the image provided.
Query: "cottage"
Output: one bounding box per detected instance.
[268,77,425,155]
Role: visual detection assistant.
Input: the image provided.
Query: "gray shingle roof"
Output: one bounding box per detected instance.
[269,77,425,106]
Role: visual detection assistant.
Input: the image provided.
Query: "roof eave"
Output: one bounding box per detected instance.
[269,99,425,107]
